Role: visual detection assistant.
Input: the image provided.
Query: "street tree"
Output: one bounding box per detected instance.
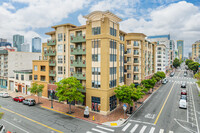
[152,71,165,82]
[185,59,193,66]
[55,77,85,114]
[141,79,157,92]
[28,83,44,104]
[188,62,199,73]
[173,58,180,68]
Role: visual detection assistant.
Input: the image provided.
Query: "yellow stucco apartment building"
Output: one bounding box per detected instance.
[32,11,156,115]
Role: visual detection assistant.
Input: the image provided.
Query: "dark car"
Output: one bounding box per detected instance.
[23,99,36,106]
[180,95,187,101]
[181,82,186,88]
[13,96,25,102]
[181,90,187,95]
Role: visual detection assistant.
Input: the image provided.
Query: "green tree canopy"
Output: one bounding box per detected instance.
[28,83,44,103]
[188,62,200,73]
[55,77,85,114]
[185,59,193,66]
[173,58,181,68]
[152,71,166,82]
[141,79,157,91]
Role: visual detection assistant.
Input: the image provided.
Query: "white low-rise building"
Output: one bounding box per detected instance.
[156,44,167,73]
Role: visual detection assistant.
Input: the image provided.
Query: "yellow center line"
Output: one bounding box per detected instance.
[154,82,175,125]
[0,107,63,133]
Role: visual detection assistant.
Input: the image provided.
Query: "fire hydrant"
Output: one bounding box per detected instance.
[93,116,95,121]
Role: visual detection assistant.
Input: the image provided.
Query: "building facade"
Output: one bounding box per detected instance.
[33,11,156,115]
[0,38,7,42]
[156,44,167,73]
[21,43,30,52]
[177,40,184,60]
[32,37,41,53]
[13,34,24,51]
[188,52,192,60]
[192,41,200,62]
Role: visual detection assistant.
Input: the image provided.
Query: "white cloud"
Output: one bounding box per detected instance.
[78,14,86,25]
[0,0,91,44]
[120,1,200,56]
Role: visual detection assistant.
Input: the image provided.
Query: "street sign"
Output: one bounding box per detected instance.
[123,104,127,111]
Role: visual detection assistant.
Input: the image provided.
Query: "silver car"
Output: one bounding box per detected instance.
[23,99,36,106]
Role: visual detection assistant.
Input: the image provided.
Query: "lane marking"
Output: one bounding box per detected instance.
[86,132,93,133]
[96,126,114,132]
[91,128,107,133]
[129,120,155,125]
[154,82,175,125]
[139,125,147,133]
[122,123,131,131]
[149,127,155,133]
[174,119,196,133]
[130,124,139,133]
[169,131,174,133]
[2,119,29,133]
[0,107,63,133]
[159,129,164,133]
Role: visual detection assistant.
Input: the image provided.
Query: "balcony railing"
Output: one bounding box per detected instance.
[71,72,86,80]
[134,52,139,55]
[44,49,56,56]
[70,60,86,67]
[70,48,86,55]
[134,60,139,63]
[134,77,139,80]
[47,39,56,46]
[49,80,56,84]
[134,69,139,72]
[49,60,56,66]
[49,70,56,77]
[70,35,86,43]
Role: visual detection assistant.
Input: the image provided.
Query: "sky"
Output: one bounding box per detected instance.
[0,0,200,57]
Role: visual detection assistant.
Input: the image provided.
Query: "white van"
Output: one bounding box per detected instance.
[2,92,9,98]
[179,99,187,109]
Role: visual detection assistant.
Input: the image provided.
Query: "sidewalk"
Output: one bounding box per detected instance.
[1,84,162,125]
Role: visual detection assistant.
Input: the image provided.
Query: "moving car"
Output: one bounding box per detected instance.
[162,78,168,84]
[0,124,6,133]
[180,95,187,101]
[13,96,25,102]
[181,90,187,95]
[184,73,187,77]
[23,99,36,106]
[181,82,186,88]
[2,92,9,98]
[170,72,175,77]
[179,99,187,109]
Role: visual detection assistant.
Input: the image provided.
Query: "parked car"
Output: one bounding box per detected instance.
[0,124,6,133]
[179,99,187,109]
[2,93,9,98]
[181,82,186,88]
[180,95,187,101]
[170,72,175,77]
[184,73,187,77]
[23,99,36,106]
[181,90,187,95]
[0,92,4,97]
[13,96,25,102]
[162,78,168,84]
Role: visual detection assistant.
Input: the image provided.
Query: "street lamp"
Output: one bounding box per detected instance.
[50,89,53,108]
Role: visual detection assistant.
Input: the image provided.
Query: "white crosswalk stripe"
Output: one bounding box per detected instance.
[139,126,147,133]
[96,126,114,132]
[159,129,164,133]
[169,131,174,133]
[86,131,93,133]
[122,123,131,131]
[149,127,155,133]
[91,128,107,133]
[130,124,139,133]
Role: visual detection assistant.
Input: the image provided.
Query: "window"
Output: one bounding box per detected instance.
[92,67,101,75]
[110,95,117,111]
[58,33,63,42]
[92,27,101,35]
[134,50,139,55]
[34,65,37,71]
[70,68,74,72]
[127,73,131,78]
[110,67,116,75]
[44,47,47,52]
[110,27,117,36]
[40,66,45,71]
[92,40,101,48]
[127,65,131,70]
[64,33,66,41]
[91,97,100,112]
[110,41,116,49]
[58,55,63,64]
[76,31,82,36]
[134,41,139,46]
[64,55,66,63]
[157,55,161,58]
[127,57,131,62]
[110,54,117,62]
[109,80,117,88]
[157,64,161,66]
[29,75,32,80]
[40,76,45,81]
[134,66,139,72]
[64,67,66,74]
[58,66,63,74]
[134,58,139,63]
[21,75,24,80]
[16,74,18,80]
[134,75,139,80]
[120,35,124,41]
[157,47,161,50]
[64,44,66,52]
[92,54,101,62]
[57,77,63,82]
[57,44,63,53]
[34,75,38,80]
[127,49,131,54]
[92,81,101,88]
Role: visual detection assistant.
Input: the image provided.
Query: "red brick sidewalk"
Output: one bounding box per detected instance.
[24,84,161,124]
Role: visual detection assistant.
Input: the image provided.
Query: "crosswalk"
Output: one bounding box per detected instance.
[86,123,174,133]
[167,80,196,84]
[168,76,194,79]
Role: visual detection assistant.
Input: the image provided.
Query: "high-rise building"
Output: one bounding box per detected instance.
[32,11,157,115]
[192,40,200,62]
[0,38,7,42]
[21,43,30,52]
[32,37,41,53]
[147,34,173,73]
[177,40,184,60]
[13,34,24,51]
[188,52,192,59]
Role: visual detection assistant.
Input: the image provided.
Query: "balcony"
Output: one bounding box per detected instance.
[134,69,139,72]
[49,70,56,77]
[134,77,139,80]
[49,80,56,84]
[71,72,86,80]
[44,49,56,56]
[70,60,86,67]
[47,39,56,46]
[71,48,86,55]
[124,69,127,73]
[49,60,56,66]
[134,52,139,56]
[70,35,86,43]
